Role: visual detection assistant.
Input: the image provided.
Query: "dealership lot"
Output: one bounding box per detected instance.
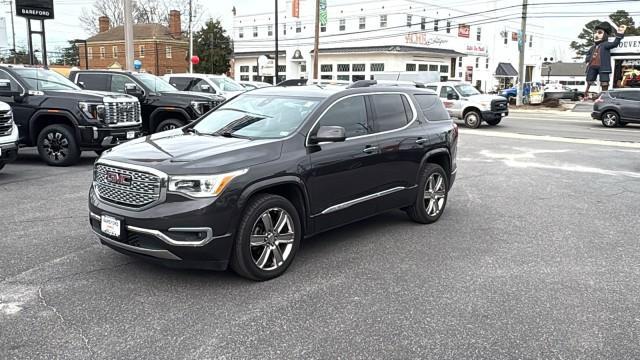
[1,114,640,359]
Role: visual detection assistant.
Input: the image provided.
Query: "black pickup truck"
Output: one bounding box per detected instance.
[69,70,225,134]
[0,65,142,166]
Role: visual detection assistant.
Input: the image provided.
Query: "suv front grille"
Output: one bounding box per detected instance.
[0,110,13,136]
[94,164,162,209]
[491,99,508,112]
[104,101,141,125]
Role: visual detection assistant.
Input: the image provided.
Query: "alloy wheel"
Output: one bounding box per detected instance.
[250,207,295,271]
[603,113,618,127]
[424,173,446,217]
[42,131,69,161]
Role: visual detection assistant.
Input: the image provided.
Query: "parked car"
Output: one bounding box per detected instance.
[592,89,640,127]
[0,65,142,166]
[544,84,583,101]
[163,73,245,100]
[239,81,272,90]
[88,85,458,280]
[69,70,225,134]
[0,94,18,172]
[426,82,508,128]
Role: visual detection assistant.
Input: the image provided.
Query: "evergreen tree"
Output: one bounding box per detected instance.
[192,19,233,75]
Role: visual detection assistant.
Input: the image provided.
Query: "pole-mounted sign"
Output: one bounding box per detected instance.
[16,0,54,20]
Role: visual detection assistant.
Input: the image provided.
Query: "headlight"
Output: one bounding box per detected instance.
[79,102,105,120]
[5,110,13,125]
[479,101,491,108]
[190,101,209,115]
[168,169,248,198]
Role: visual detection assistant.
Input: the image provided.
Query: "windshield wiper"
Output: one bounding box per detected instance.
[220,108,272,118]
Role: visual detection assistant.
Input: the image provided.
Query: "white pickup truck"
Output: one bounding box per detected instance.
[426,82,509,128]
[0,99,18,173]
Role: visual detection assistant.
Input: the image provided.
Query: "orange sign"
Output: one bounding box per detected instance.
[292,0,299,17]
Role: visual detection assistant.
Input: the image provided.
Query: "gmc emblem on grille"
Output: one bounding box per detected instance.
[105,171,132,186]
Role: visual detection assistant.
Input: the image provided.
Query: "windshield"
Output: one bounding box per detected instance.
[133,73,177,92]
[455,84,481,97]
[209,77,245,92]
[13,68,80,91]
[193,94,321,139]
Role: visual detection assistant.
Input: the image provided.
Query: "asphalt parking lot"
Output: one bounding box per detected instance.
[1,112,640,359]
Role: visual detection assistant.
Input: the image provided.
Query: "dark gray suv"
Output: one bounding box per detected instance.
[592,89,640,127]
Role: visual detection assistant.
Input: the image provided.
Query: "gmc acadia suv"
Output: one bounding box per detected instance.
[69,70,225,134]
[0,65,142,166]
[88,86,458,280]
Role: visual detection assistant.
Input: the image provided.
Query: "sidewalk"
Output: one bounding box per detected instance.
[508,107,591,118]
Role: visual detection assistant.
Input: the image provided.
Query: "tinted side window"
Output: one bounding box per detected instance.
[77,73,108,91]
[370,94,409,132]
[110,74,131,93]
[617,91,640,101]
[414,94,450,121]
[317,95,369,138]
[188,79,211,93]
[169,77,192,91]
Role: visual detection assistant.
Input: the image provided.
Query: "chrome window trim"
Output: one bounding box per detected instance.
[305,92,419,147]
[319,186,412,215]
[0,69,26,97]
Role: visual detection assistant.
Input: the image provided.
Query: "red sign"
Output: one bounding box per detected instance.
[458,24,470,38]
[292,0,299,17]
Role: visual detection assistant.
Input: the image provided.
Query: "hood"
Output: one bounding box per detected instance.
[465,94,507,102]
[45,89,135,102]
[100,129,283,175]
[159,91,223,102]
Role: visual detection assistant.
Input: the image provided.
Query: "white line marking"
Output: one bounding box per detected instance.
[460,129,640,148]
[589,127,640,133]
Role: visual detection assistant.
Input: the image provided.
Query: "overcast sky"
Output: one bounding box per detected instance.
[2,0,639,61]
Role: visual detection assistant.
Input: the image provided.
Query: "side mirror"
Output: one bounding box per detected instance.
[200,84,212,93]
[78,81,86,89]
[0,79,19,98]
[125,83,143,97]
[309,126,346,144]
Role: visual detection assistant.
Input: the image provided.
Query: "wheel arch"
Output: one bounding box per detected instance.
[149,108,191,133]
[463,106,481,118]
[238,176,311,234]
[29,110,80,146]
[419,148,452,185]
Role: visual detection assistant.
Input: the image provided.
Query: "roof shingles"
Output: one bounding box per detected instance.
[86,24,182,42]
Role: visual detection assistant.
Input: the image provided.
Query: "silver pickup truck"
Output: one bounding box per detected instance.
[426,82,509,128]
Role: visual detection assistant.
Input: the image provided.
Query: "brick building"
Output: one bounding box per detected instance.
[78,10,189,75]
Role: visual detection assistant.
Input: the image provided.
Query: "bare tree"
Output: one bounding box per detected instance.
[80,0,202,35]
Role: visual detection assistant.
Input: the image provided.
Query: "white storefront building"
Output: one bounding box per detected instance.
[231,0,544,92]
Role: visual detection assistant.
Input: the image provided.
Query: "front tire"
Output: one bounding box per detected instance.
[486,118,501,126]
[155,119,185,133]
[464,110,482,128]
[37,124,81,166]
[602,111,620,128]
[230,194,302,281]
[406,163,448,224]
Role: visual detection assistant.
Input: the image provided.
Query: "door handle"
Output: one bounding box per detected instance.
[415,138,428,145]
[362,146,378,154]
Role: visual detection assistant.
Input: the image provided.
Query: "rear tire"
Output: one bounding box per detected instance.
[486,118,501,126]
[230,194,302,281]
[464,110,482,128]
[37,124,81,166]
[155,118,185,133]
[406,163,448,224]
[601,111,620,128]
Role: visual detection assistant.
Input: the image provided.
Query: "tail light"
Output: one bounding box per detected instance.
[595,94,604,104]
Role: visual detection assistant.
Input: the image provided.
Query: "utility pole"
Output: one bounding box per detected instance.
[7,0,16,64]
[516,0,527,106]
[313,0,319,80]
[189,0,193,73]
[123,0,134,71]
[274,0,279,85]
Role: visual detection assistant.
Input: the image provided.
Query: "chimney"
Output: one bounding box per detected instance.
[99,16,110,33]
[168,10,181,38]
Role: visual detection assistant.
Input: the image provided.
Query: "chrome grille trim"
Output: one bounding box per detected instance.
[0,110,13,136]
[103,100,141,127]
[93,160,168,211]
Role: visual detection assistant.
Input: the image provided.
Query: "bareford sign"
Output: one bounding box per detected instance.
[16,0,54,20]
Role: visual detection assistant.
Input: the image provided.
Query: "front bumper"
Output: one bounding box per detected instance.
[0,140,18,163]
[79,124,143,150]
[481,110,508,121]
[88,186,237,270]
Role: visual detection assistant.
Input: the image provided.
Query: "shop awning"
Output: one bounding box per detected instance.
[495,62,518,77]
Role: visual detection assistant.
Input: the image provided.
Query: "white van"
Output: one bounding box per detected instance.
[163,73,245,100]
